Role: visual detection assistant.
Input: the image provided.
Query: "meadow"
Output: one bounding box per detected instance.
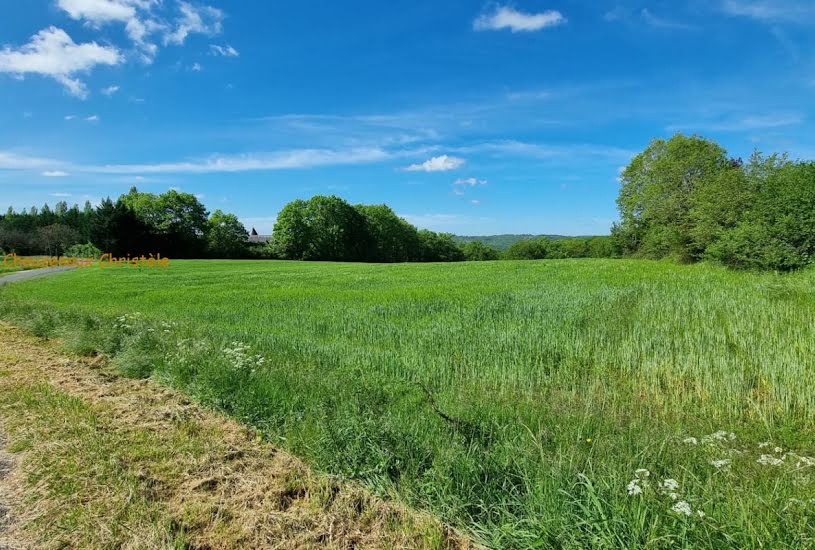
[1,259,814,548]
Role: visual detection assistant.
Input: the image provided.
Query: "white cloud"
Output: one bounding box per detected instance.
[604,6,626,22]
[453,177,487,197]
[57,0,140,23]
[101,84,120,95]
[165,1,223,45]
[0,151,63,170]
[86,147,392,174]
[86,114,100,121]
[190,62,202,71]
[640,9,696,30]
[454,177,487,186]
[404,155,465,172]
[210,44,239,57]
[720,0,814,22]
[65,114,77,120]
[50,191,73,196]
[474,6,565,32]
[43,171,70,177]
[57,0,227,63]
[57,0,163,62]
[666,113,803,132]
[0,27,121,98]
[451,140,635,161]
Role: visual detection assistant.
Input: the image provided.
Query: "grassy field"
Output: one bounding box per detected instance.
[1,259,814,548]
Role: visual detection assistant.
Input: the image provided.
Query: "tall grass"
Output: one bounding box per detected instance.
[1,259,814,547]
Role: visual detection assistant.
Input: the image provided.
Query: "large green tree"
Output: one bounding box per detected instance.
[417,230,465,262]
[120,188,209,257]
[617,133,736,260]
[272,195,372,261]
[207,210,249,258]
[355,204,421,262]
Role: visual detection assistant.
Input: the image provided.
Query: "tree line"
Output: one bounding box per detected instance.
[613,133,815,271]
[269,195,617,262]
[0,187,250,259]
[0,187,614,264]
[3,132,812,270]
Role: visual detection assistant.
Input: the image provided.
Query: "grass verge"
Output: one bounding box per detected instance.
[0,321,470,549]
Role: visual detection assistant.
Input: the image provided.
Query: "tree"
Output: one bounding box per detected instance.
[417,230,465,262]
[355,204,421,262]
[616,133,732,260]
[35,224,80,256]
[504,238,555,260]
[271,199,310,260]
[120,188,209,257]
[708,161,815,271]
[461,241,500,261]
[0,229,33,255]
[91,198,152,256]
[207,210,249,258]
[272,195,372,261]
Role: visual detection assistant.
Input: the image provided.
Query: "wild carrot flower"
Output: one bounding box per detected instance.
[757,454,784,466]
[671,501,692,516]
[660,479,679,491]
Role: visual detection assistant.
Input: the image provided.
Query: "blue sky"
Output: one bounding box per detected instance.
[1,0,813,235]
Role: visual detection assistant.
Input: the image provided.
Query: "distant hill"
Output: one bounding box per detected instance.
[453,234,572,251]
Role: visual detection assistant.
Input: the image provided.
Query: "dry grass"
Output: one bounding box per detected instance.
[0,322,471,550]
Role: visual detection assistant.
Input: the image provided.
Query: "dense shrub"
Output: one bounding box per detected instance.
[614,134,815,270]
[708,162,815,271]
[65,242,103,259]
[461,241,500,261]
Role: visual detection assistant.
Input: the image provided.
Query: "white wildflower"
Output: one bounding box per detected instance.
[627,479,644,496]
[710,459,731,469]
[671,500,692,516]
[757,454,784,466]
[758,441,771,449]
[683,437,699,445]
[660,479,679,491]
[634,469,650,478]
[701,431,736,444]
[795,456,815,468]
[774,447,783,454]
[696,510,706,518]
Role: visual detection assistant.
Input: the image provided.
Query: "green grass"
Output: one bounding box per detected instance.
[1,258,814,548]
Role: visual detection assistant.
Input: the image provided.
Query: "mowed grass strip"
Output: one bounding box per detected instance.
[0,322,469,550]
[1,259,814,547]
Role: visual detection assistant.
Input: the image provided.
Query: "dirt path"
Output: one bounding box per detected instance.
[0,266,77,285]
[0,322,472,549]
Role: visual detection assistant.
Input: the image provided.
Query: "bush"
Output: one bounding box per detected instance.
[461,241,500,261]
[709,162,815,271]
[504,238,554,260]
[65,242,102,259]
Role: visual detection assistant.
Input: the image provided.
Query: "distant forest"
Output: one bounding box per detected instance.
[2,133,813,270]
